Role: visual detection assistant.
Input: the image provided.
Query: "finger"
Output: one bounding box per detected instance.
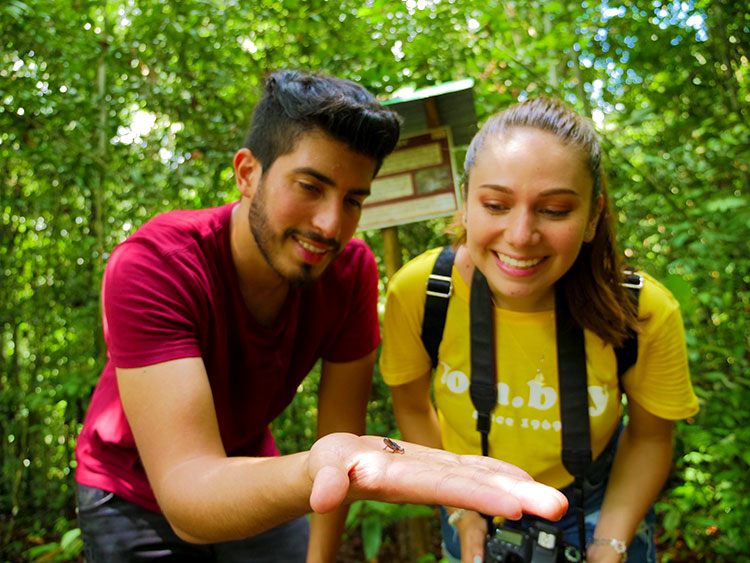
[349,457,563,520]
[503,479,568,520]
[440,474,566,521]
[455,452,535,481]
[432,452,569,519]
[309,465,348,514]
[459,515,487,563]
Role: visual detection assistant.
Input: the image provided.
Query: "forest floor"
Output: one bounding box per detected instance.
[337,516,445,562]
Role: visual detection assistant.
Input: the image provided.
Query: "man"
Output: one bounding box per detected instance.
[74,70,567,562]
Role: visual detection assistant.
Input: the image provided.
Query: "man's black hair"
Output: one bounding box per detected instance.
[243,70,401,175]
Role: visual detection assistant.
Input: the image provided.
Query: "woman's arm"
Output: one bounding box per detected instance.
[391,375,489,563]
[587,397,675,562]
[307,352,374,563]
[389,372,443,449]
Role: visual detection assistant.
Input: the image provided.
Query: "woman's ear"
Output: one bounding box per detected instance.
[584,194,604,242]
[460,184,468,225]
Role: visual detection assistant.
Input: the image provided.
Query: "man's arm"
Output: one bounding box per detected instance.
[307,351,374,563]
[117,357,315,543]
[118,357,568,545]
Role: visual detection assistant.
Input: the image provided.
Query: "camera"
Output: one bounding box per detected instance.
[484,522,582,563]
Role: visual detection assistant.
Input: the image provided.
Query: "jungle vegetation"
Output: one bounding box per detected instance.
[2,0,748,560]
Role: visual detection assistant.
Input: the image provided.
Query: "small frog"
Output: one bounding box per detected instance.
[383,437,405,454]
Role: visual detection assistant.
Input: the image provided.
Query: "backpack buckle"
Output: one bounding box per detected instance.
[621,272,644,289]
[426,273,453,298]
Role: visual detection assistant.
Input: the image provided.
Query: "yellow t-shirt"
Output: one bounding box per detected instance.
[380,247,699,489]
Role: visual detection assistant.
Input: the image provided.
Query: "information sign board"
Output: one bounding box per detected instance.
[359,126,461,231]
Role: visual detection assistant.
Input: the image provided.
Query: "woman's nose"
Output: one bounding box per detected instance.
[505,209,538,247]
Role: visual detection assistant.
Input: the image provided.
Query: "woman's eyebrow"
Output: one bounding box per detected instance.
[478,184,582,197]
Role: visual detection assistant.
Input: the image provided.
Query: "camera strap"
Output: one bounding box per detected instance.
[469,270,591,552]
[554,283,591,553]
[421,248,642,555]
[422,248,641,385]
[469,267,497,457]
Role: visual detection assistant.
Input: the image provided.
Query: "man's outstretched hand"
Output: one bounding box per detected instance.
[307,433,567,521]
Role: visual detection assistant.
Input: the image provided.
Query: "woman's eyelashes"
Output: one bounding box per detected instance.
[480,201,573,217]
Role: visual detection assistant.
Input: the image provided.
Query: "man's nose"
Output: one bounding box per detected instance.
[311,200,342,240]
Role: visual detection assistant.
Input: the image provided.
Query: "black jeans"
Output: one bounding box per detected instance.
[75,483,309,562]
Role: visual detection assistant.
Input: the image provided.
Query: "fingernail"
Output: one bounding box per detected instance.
[474,556,482,563]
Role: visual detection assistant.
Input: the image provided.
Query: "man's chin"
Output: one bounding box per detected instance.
[287,263,325,287]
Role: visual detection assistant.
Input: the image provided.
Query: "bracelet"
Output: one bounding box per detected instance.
[589,537,628,561]
[447,508,468,526]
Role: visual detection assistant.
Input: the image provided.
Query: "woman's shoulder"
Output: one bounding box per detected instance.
[632,271,686,339]
[388,246,447,290]
[636,271,682,314]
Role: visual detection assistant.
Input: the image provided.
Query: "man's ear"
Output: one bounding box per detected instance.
[233,148,262,198]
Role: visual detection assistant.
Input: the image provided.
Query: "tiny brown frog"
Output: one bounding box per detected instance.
[383,437,405,454]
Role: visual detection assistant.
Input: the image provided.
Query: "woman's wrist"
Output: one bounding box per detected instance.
[587,536,628,562]
[447,507,468,526]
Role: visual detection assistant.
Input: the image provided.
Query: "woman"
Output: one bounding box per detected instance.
[379,97,699,563]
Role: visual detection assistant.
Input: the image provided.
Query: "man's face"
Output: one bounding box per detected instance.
[245,130,377,286]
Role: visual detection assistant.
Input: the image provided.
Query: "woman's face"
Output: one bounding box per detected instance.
[463,127,600,312]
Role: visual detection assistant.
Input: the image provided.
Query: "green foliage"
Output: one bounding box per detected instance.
[344,501,435,561]
[24,525,82,562]
[2,0,748,560]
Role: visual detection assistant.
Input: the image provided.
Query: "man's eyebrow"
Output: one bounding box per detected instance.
[294,167,336,186]
[294,167,371,196]
[479,184,582,197]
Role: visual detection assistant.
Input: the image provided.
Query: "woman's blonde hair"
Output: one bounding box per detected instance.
[448,97,638,346]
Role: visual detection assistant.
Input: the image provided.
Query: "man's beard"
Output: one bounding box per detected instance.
[248,177,341,287]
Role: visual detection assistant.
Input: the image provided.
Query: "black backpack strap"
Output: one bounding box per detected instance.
[421,246,456,369]
[615,271,643,380]
[469,268,499,532]
[555,283,591,553]
[469,268,497,457]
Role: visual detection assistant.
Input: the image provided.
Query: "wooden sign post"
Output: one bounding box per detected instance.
[358,79,477,282]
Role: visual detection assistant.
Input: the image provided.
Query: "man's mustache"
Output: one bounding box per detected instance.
[284,228,341,255]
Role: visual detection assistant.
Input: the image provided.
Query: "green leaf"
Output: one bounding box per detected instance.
[24,542,60,559]
[704,196,747,213]
[61,527,83,554]
[361,515,383,561]
[3,0,31,20]
[662,507,681,532]
[662,273,692,309]
[344,500,363,528]
[542,2,563,13]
